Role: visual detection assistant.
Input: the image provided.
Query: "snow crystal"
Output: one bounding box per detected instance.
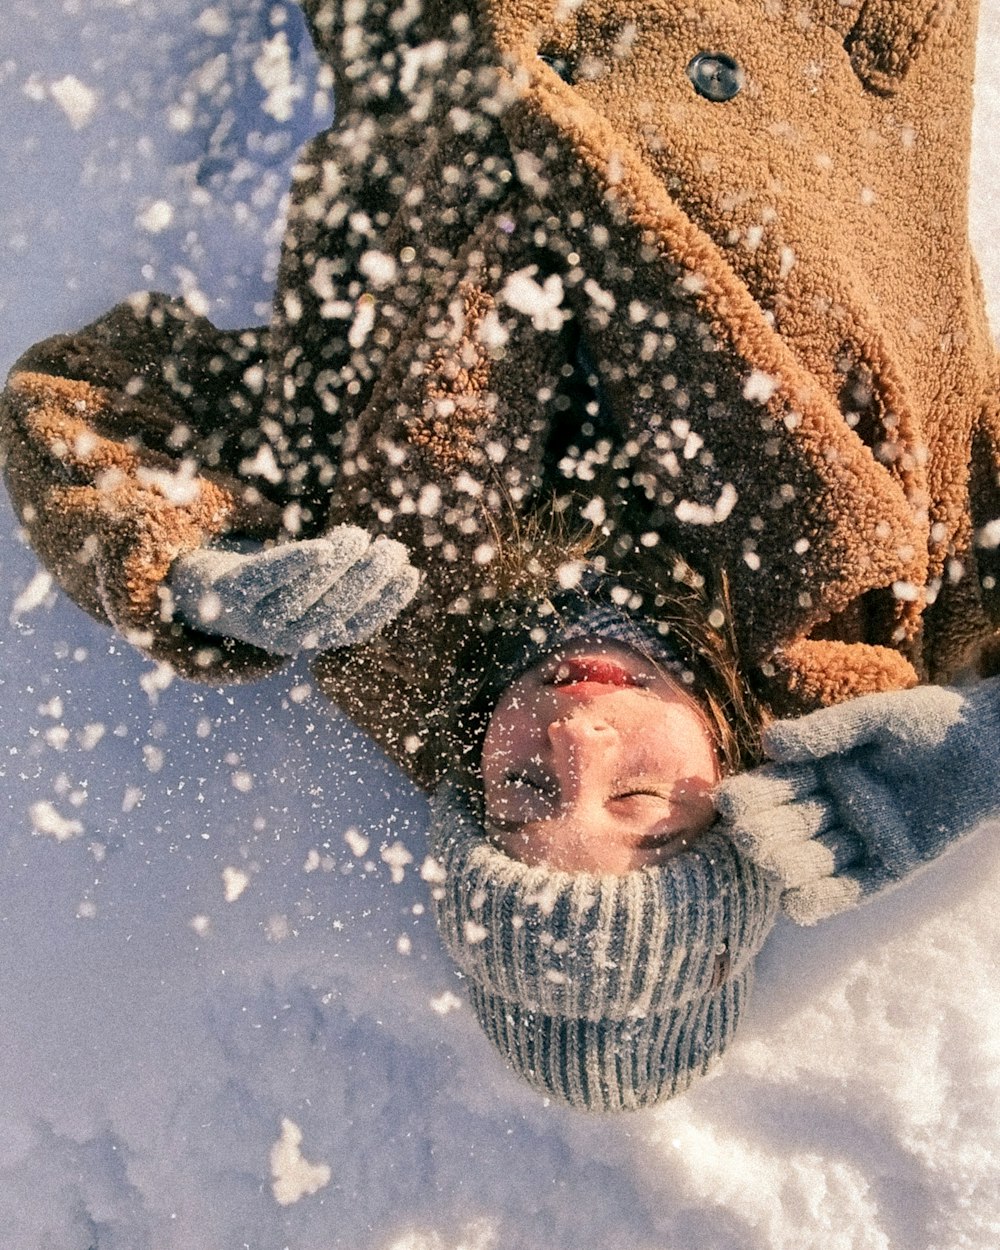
[136,460,201,502]
[417,483,442,517]
[348,295,376,348]
[21,74,45,104]
[344,827,370,858]
[253,32,305,123]
[48,75,98,129]
[11,571,53,618]
[167,101,195,133]
[175,269,211,317]
[191,590,223,625]
[429,991,463,1016]
[743,370,779,404]
[580,496,606,526]
[221,865,250,902]
[675,483,738,525]
[380,840,414,884]
[500,267,567,332]
[136,200,174,234]
[779,246,796,279]
[192,52,229,96]
[76,723,105,751]
[476,308,509,351]
[269,1118,331,1206]
[420,856,447,885]
[239,443,283,484]
[977,518,1000,548]
[398,38,449,98]
[386,1222,500,1250]
[139,662,176,702]
[29,802,83,842]
[583,277,616,314]
[142,745,164,773]
[359,249,398,289]
[266,914,290,941]
[194,6,230,37]
[557,560,586,589]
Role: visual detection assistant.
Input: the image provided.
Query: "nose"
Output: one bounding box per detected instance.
[547,713,616,748]
[547,715,619,803]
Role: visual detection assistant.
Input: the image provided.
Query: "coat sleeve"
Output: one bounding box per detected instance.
[0,293,289,681]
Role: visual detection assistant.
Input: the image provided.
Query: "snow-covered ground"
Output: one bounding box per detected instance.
[1,3,999,1247]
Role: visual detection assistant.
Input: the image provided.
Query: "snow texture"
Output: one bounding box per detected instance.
[1,2,999,1247]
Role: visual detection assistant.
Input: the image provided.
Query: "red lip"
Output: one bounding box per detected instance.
[549,658,641,688]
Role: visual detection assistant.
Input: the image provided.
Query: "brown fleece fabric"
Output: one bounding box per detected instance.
[2,0,998,789]
[1,299,285,679]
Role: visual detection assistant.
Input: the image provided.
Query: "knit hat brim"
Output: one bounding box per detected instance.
[468,963,752,1112]
[429,780,780,1111]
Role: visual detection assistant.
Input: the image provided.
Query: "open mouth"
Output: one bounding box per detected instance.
[548,657,643,688]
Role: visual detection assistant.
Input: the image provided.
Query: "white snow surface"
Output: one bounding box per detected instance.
[1,3,999,1247]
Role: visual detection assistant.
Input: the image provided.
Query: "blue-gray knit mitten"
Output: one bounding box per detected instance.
[168,528,420,656]
[715,679,1000,924]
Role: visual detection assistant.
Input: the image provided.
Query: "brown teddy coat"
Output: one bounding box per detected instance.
[2,0,998,790]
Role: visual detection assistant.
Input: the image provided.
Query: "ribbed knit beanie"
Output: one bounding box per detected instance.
[429,780,780,1112]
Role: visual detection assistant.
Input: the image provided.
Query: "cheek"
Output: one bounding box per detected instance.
[492,820,589,872]
[687,719,721,779]
[491,823,543,866]
[481,700,542,785]
[482,710,518,775]
[649,705,720,783]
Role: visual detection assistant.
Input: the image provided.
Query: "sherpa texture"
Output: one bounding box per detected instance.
[717,676,1000,923]
[1,0,998,786]
[429,780,780,1110]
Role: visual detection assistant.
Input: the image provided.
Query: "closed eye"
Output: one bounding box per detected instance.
[504,771,554,795]
[611,785,672,802]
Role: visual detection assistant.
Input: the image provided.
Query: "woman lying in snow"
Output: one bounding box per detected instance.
[3,0,1000,1109]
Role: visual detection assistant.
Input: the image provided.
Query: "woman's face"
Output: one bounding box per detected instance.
[480,638,720,873]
